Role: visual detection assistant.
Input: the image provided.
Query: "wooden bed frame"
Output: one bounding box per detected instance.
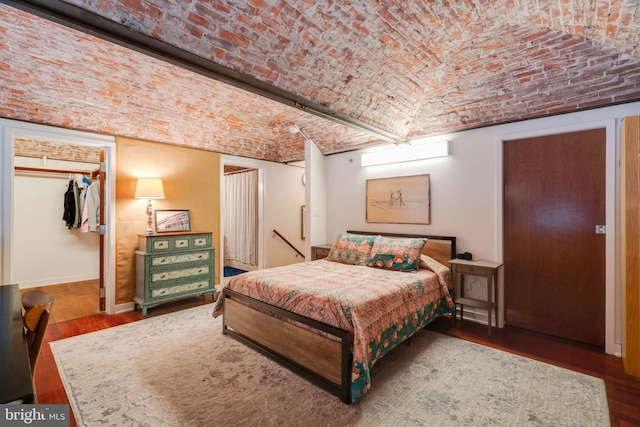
[221,232,456,403]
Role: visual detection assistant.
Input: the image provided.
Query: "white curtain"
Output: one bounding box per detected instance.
[224,169,258,265]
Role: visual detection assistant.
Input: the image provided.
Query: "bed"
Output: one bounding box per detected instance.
[212,231,456,403]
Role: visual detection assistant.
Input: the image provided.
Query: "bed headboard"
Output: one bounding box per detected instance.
[346,230,457,267]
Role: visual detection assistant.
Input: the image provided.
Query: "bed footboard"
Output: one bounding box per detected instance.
[221,289,353,403]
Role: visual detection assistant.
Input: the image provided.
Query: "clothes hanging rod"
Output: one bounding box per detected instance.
[14,165,100,177]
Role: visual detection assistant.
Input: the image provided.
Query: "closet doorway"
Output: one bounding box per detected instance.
[14,148,102,322]
[221,158,265,285]
[0,119,117,319]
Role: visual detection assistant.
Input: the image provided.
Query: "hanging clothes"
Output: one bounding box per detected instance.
[76,174,90,228]
[72,176,81,228]
[62,179,76,229]
[81,178,100,232]
[63,174,98,230]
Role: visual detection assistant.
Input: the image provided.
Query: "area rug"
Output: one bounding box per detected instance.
[51,304,610,426]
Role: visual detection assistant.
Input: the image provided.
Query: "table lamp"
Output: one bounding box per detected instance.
[134,177,165,235]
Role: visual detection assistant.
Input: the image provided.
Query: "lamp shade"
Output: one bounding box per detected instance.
[134,178,165,199]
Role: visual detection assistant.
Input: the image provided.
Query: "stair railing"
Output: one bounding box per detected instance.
[272,229,304,258]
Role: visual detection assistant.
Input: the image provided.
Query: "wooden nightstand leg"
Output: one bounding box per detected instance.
[494,272,499,330]
[459,273,464,322]
[487,273,492,336]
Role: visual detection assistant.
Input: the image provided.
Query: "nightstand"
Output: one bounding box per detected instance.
[311,244,333,260]
[449,258,503,335]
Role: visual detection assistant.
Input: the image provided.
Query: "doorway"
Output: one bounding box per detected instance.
[223,165,259,281]
[14,147,101,322]
[220,156,265,285]
[503,128,606,347]
[0,119,117,316]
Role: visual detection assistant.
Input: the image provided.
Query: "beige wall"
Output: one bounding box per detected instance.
[116,137,220,304]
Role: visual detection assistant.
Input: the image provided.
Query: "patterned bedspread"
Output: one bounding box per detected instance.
[213,256,454,402]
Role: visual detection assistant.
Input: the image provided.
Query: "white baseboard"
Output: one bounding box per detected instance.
[115,301,135,314]
[18,274,99,289]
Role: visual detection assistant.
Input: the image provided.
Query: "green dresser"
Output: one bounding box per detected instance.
[134,231,215,317]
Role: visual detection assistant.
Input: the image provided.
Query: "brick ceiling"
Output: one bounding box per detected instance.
[2,1,640,162]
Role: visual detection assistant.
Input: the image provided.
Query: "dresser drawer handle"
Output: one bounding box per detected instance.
[198,255,204,259]
[160,274,167,279]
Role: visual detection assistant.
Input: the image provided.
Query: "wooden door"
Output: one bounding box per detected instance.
[621,115,640,376]
[503,129,606,347]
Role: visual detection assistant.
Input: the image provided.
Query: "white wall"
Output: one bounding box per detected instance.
[265,162,306,267]
[326,101,640,355]
[305,139,328,257]
[326,133,497,256]
[13,157,100,288]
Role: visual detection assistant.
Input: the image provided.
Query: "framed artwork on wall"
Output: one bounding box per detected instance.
[155,210,191,233]
[366,174,431,224]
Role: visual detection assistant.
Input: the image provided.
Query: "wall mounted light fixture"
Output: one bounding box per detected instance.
[360,139,450,167]
[289,123,315,144]
[134,177,165,235]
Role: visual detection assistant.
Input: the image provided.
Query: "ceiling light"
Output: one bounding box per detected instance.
[288,124,301,134]
[360,139,450,167]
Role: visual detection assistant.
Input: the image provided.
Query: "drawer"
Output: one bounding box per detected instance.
[191,234,211,247]
[150,279,213,299]
[139,233,212,253]
[150,264,211,284]
[150,250,211,267]
[315,247,331,258]
[454,263,490,275]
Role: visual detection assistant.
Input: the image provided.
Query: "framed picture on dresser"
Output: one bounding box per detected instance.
[155,210,191,232]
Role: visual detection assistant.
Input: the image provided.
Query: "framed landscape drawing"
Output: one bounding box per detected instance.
[366,174,430,224]
[155,210,191,232]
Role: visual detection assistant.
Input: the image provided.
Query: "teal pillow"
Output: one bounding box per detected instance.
[367,236,427,272]
[325,232,377,266]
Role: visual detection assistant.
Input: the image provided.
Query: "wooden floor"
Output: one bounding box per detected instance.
[20,280,101,323]
[32,294,640,427]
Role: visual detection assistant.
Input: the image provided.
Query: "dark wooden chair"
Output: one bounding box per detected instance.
[21,290,55,373]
